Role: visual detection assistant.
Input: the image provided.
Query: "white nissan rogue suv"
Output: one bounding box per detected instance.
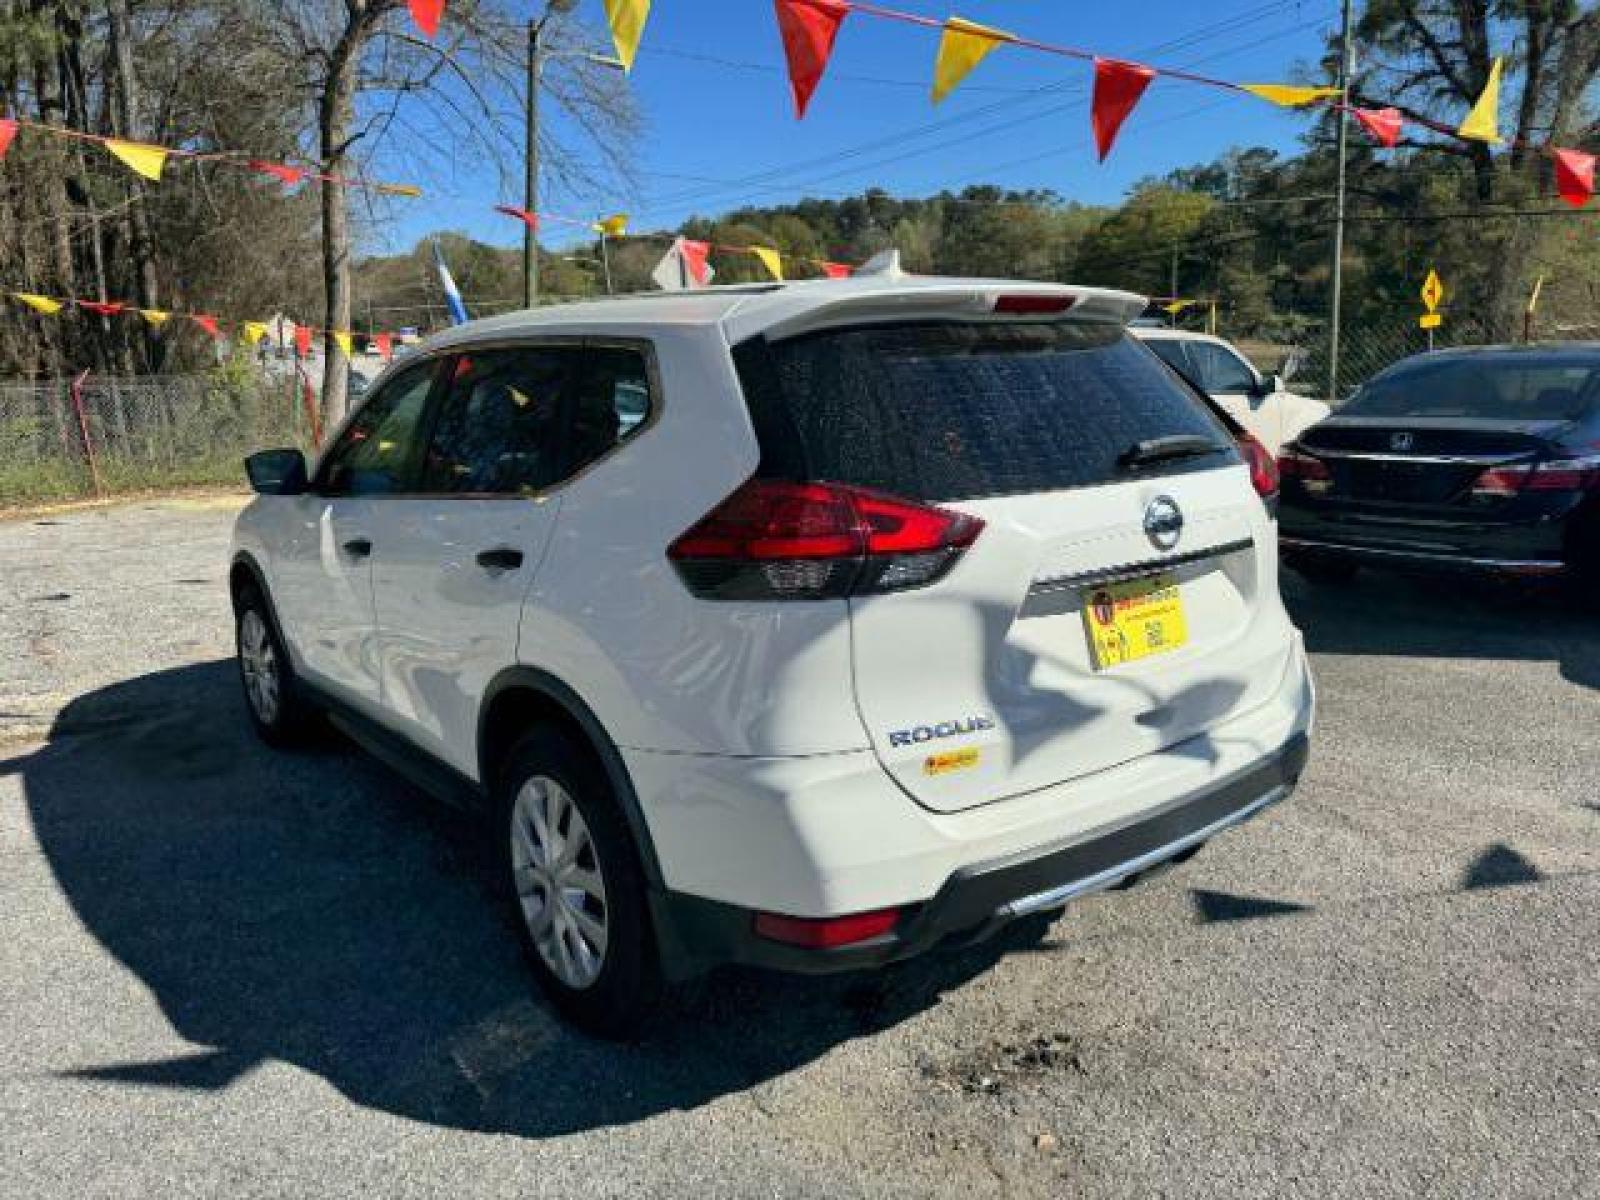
[231,268,1314,1035]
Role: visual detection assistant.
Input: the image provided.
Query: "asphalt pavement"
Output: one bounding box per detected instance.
[2,495,1597,1198]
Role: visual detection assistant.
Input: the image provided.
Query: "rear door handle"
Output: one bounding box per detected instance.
[475,546,524,572]
[342,537,373,559]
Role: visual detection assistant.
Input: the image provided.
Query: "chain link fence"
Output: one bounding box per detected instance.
[0,368,313,508]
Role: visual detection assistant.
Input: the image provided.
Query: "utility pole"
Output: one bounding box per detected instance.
[524,18,542,310]
[1169,245,1179,327]
[1327,0,1354,405]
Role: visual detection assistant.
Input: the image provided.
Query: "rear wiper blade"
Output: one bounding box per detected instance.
[1117,434,1227,469]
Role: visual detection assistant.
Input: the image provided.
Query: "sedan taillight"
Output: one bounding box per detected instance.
[1277,448,1332,495]
[668,478,984,601]
[1470,455,1600,499]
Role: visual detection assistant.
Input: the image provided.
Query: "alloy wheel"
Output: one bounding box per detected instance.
[510,775,610,989]
[239,610,280,725]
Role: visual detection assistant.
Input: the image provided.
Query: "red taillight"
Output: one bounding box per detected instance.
[667,478,984,601]
[993,294,1077,314]
[1470,456,1600,500]
[1278,448,1332,495]
[1238,433,1279,499]
[753,907,901,949]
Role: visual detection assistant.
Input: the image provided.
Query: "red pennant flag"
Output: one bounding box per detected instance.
[1553,148,1596,209]
[408,0,444,39]
[775,0,849,119]
[374,333,394,362]
[0,118,17,161]
[493,205,540,229]
[249,160,308,188]
[680,239,712,285]
[1352,107,1403,148]
[78,300,126,317]
[294,324,313,358]
[822,261,851,279]
[191,314,221,339]
[1091,58,1156,162]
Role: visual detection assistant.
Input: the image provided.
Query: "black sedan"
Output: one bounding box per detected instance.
[1277,345,1600,594]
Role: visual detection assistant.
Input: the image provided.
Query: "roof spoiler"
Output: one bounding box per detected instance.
[752,283,1147,343]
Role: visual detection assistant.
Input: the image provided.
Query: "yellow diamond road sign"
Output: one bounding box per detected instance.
[1421,270,1445,313]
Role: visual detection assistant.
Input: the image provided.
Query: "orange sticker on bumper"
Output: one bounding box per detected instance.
[923,747,980,776]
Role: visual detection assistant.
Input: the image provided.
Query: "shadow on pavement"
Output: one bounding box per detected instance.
[10,660,1047,1138]
[1282,569,1600,692]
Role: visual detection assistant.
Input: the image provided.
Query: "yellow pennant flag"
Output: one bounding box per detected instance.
[1241,84,1341,108]
[593,213,629,237]
[603,0,651,71]
[376,183,422,198]
[752,246,785,281]
[331,330,354,359]
[932,17,1013,104]
[104,138,170,181]
[1457,57,1504,143]
[241,321,270,345]
[13,292,63,316]
[138,309,170,326]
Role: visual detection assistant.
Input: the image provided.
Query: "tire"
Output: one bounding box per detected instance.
[496,728,663,1039]
[1285,554,1359,586]
[235,584,316,747]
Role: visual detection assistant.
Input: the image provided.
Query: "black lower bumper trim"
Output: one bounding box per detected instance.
[652,731,1309,979]
[1281,536,1566,576]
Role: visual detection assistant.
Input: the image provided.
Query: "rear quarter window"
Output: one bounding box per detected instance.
[734,321,1237,502]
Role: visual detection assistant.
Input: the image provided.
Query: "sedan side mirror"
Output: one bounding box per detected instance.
[1254,373,1284,398]
[245,447,308,495]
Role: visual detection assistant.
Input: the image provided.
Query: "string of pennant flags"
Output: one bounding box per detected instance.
[1,3,1594,230]
[575,0,1600,210]
[7,0,1600,347]
[5,290,401,362]
[0,116,420,195]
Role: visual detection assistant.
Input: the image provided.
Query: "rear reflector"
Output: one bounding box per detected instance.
[1238,432,1279,499]
[993,294,1077,315]
[753,908,901,949]
[668,478,983,601]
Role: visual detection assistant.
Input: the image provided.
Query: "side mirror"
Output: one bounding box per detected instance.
[1254,373,1284,398]
[245,447,308,495]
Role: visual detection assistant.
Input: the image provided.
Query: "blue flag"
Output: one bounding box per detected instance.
[433,240,469,325]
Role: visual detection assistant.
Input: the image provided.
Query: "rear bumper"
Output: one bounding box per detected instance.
[1281,535,1567,577]
[1277,502,1576,576]
[636,634,1315,977]
[653,731,1308,976]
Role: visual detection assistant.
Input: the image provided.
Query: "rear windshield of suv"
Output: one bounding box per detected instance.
[1344,354,1600,421]
[733,320,1236,502]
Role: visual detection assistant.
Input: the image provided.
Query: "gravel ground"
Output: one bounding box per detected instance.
[2,496,1597,1198]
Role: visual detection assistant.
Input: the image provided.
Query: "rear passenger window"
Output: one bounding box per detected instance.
[421,348,576,495]
[1187,343,1258,395]
[569,346,654,474]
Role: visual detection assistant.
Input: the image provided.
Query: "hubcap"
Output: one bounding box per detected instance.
[239,610,280,724]
[510,776,609,990]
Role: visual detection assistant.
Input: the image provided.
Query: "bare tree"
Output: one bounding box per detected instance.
[263,1,637,426]
[1357,0,1600,337]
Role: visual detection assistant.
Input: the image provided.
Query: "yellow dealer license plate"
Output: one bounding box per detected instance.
[1082,573,1188,670]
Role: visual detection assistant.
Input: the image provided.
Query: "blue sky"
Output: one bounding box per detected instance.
[377,0,1339,254]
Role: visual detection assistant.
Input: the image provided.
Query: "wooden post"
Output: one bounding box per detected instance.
[69,369,103,498]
